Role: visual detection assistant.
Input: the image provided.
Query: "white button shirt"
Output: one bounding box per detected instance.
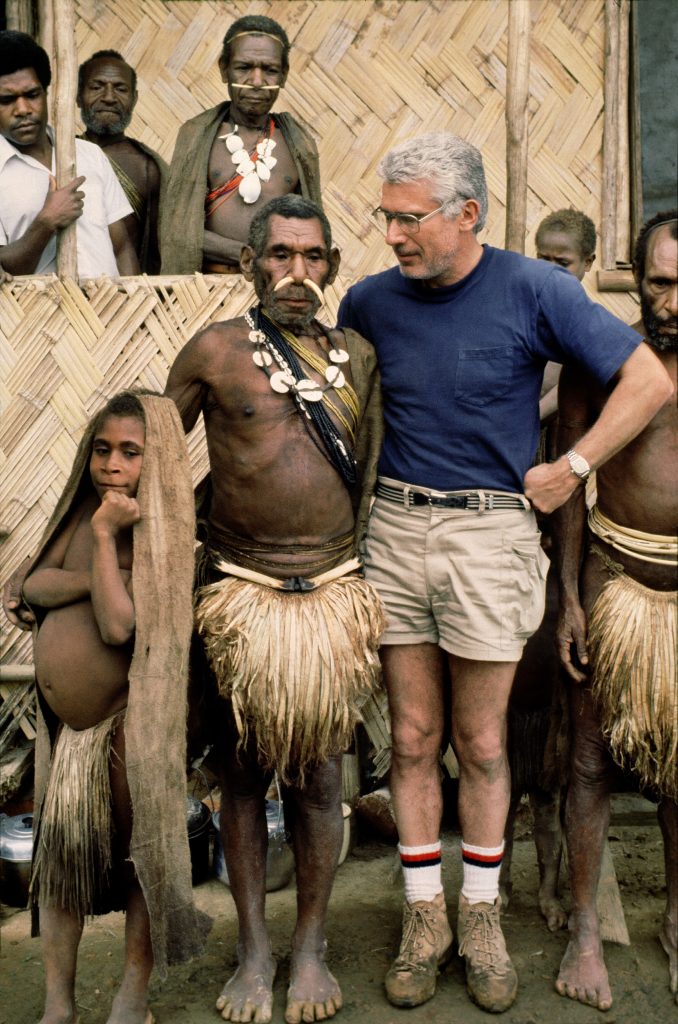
[0,129,133,277]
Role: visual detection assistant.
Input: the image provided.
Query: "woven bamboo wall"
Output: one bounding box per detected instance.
[2,0,640,670]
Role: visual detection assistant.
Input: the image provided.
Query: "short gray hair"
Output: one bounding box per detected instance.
[378,133,488,233]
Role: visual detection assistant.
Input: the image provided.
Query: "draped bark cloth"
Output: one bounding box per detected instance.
[195,559,384,786]
[588,542,677,800]
[29,395,209,976]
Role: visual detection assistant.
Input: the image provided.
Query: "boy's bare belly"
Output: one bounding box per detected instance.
[35,601,130,730]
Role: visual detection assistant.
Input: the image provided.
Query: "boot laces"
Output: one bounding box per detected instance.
[459,903,506,972]
[395,903,441,973]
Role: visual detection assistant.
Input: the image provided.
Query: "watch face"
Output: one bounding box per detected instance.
[567,451,590,479]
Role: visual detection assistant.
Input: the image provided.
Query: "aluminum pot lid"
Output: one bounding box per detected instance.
[0,813,34,861]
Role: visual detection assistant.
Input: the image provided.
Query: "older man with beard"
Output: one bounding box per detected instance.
[555,212,678,1012]
[78,50,165,272]
[165,194,383,1024]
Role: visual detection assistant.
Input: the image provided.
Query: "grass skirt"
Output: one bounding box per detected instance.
[195,573,384,784]
[589,571,677,799]
[30,712,123,917]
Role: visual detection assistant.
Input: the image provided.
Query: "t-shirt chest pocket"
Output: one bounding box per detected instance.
[454,346,514,407]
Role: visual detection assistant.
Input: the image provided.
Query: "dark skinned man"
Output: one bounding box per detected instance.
[78,50,165,272]
[164,195,382,1023]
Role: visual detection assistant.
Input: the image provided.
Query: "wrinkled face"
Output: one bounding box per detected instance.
[244,215,338,328]
[78,57,136,137]
[0,67,48,148]
[639,226,678,352]
[220,34,287,121]
[90,415,145,499]
[536,229,594,282]
[380,180,462,287]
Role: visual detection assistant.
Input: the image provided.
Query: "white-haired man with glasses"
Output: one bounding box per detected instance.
[338,133,672,1015]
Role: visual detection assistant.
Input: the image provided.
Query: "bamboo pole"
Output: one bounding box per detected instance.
[602,0,621,269]
[629,0,644,253]
[5,0,36,34]
[38,0,56,127]
[51,0,78,278]
[616,0,631,264]
[505,0,531,253]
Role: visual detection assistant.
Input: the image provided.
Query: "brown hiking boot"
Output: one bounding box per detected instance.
[385,891,453,1007]
[458,894,518,1013]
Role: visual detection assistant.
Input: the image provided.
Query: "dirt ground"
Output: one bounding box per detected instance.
[1,793,674,1024]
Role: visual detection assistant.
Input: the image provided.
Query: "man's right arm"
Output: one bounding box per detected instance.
[0,175,86,274]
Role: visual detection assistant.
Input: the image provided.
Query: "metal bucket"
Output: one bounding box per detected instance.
[213,799,294,892]
[0,813,33,907]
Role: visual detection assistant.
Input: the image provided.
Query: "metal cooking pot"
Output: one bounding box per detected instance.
[213,800,294,892]
[0,813,33,907]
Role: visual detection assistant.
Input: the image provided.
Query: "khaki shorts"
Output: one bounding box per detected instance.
[364,484,549,662]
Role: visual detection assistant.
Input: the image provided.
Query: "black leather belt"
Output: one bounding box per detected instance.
[376,482,529,511]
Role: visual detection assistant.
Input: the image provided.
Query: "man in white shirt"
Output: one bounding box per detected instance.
[0,30,138,277]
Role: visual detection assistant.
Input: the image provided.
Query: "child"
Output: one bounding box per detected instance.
[535,208,596,282]
[23,391,206,1024]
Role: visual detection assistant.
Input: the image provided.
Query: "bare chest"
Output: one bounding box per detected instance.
[103,141,153,200]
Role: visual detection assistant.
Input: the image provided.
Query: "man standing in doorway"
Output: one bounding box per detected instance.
[338,133,672,1014]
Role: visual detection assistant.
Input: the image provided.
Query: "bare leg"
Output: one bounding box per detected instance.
[658,797,678,1004]
[530,787,566,931]
[216,716,275,1023]
[285,754,344,1024]
[107,722,153,1024]
[555,684,613,1010]
[38,905,83,1024]
[382,643,445,847]
[449,655,516,848]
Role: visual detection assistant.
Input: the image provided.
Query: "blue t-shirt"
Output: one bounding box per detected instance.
[337,245,641,492]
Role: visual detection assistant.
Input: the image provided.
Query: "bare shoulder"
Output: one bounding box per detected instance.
[183,318,246,359]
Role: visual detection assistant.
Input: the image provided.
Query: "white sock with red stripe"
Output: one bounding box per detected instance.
[399,841,443,904]
[461,840,505,904]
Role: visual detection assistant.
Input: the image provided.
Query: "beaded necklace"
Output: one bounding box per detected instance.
[245,306,358,484]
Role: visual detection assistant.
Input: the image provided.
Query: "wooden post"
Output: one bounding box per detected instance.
[505,0,531,253]
[602,0,621,270]
[51,0,78,278]
[616,1,631,264]
[5,0,36,34]
[38,0,56,128]
[629,0,644,252]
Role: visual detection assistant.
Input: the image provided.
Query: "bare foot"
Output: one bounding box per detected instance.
[555,933,612,1010]
[659,919,677,1003]
[539,891,567,932]
[286,950,342,1024]
[216,954,277,1023]
[38,1013,78,1024]
[106,996,153,1024]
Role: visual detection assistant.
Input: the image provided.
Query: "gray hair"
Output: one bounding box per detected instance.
[248,195,332,256]
[378,133,488,233]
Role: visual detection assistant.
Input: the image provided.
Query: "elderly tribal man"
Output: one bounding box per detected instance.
[555,211,678,1012]
[337,134,672,1014]
[165,195,382,1024]
[78,50,165,272]
[161,15,321,274]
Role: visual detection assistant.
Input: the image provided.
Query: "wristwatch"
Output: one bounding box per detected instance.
[565,448,591,482]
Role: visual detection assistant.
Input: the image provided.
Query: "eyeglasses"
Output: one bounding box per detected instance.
[371,204,446,234]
